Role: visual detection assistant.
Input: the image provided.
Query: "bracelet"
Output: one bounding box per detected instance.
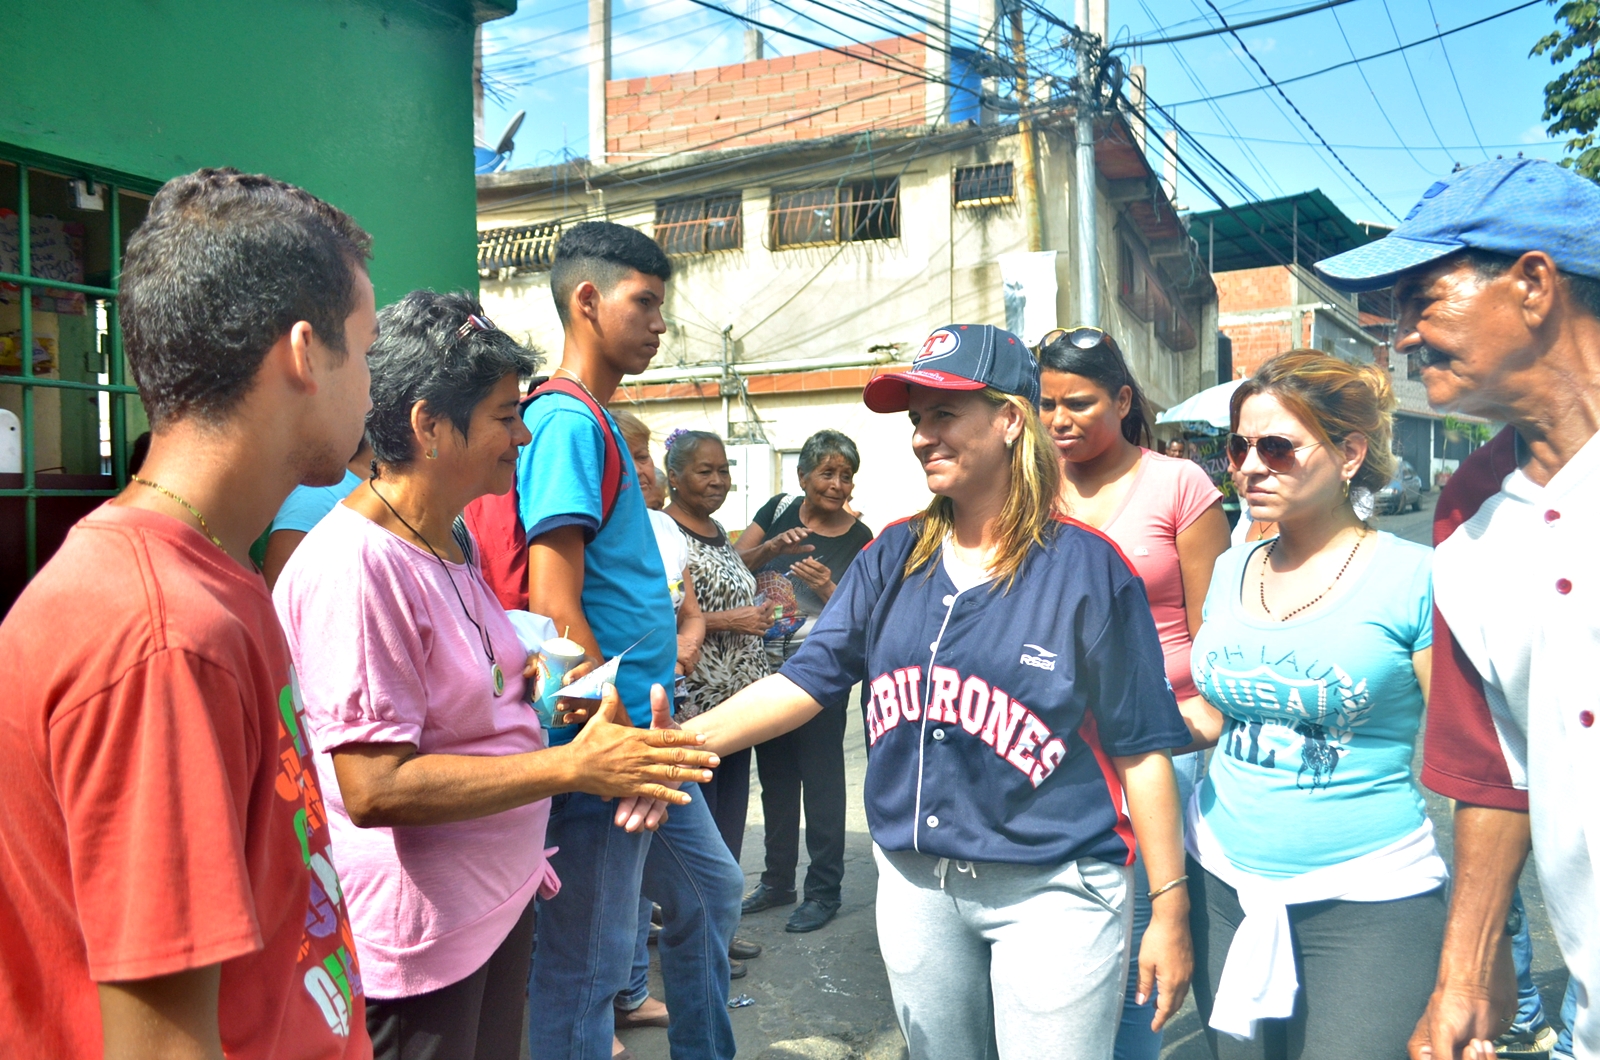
[1148,875,1189,900]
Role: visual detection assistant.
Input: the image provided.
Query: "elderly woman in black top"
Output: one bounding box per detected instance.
[735,430,873,933]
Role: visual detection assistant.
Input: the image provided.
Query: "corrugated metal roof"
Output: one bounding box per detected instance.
[1188,190,1388,274]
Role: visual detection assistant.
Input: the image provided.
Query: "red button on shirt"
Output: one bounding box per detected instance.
[1545,509,1561,524]
[1557,578,1574,595]
[1581,710,1595,728]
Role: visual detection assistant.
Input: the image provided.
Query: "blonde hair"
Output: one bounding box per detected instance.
[905,389,1061,591]
[608,407,651,451]
[1230,349,1399,517]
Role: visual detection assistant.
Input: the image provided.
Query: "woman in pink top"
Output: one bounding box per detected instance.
[275,292,717,1060]
[1037,326,1230,1060]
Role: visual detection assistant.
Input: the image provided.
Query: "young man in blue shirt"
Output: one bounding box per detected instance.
[522,222,742,1060]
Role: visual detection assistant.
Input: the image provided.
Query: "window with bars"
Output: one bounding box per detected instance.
[1117,235,1195,351]
[0,149,155,610]
[953,162,1015,206]
[654,194,743,255]
[768,179,899,249]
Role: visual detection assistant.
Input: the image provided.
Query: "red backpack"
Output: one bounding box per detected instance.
[461,376,624,611]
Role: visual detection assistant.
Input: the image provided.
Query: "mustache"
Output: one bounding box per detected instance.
[1416,343,1452,367]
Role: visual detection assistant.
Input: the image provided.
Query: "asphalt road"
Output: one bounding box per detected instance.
[609,494,1570,1060]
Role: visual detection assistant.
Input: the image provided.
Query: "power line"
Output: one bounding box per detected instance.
[1185,130,1558,152]
[1112,0,1360,50]
[1170,0,1541,107]
[1198,0,1402,219]
[1426,0,1490,161]
[1328,4,1438,176]
[1378,0,1451,156]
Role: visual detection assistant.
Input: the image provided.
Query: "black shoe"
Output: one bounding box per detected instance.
[729,958,747,980]
[728,936,763,960]
[785,899,840,933]
[741,883,797,915]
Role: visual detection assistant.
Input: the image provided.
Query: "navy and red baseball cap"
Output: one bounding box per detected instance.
[863,324,1040,413]
[1314,157,1600,292]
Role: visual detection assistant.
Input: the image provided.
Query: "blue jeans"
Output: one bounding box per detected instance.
[1510,887,1546,1031]
[618,895,654,1012]
[1115,750,1205,1060]
[1556,975,1577,1057]
[529,790,743,1059]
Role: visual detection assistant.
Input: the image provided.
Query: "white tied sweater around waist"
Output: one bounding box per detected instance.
[1186,789,1450,1040]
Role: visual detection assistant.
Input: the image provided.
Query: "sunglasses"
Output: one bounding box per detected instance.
[1036,325,1107,352]
[456,313,498,340]
[1227,433,1322,472]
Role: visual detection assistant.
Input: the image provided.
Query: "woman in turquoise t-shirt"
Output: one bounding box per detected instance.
[1183,351,1447,1060]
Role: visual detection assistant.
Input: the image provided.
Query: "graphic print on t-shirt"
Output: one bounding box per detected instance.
[1195,645,1373,790]
[277,667,364,1037]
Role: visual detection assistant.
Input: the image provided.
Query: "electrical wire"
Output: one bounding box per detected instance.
[1115,0,1361,49]
[1328,4,1438,175]
[1200,0,1398,220]
[1378,0,1451,156]
[1169,0,1541,107]
[1425,0,1490,161]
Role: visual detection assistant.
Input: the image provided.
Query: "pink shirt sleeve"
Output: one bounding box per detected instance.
[279,529,436,752]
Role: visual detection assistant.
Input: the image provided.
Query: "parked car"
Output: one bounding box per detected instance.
[1378,460,1424,514]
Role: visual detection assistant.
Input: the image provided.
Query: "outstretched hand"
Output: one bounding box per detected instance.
[613,685,694,833]
[566,683,717,811]
[767,527,815,558]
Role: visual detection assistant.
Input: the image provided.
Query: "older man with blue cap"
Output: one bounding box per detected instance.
[1315,157,1600,1060]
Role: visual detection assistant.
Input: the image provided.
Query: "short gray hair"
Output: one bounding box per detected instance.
[366,290,542,467]
[797,429,860,477]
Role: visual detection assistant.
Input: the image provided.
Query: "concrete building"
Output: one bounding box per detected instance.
[1192,190,1480,490]
[477,29,1219,534]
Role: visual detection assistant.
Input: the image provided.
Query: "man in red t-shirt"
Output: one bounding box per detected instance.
[0,169,378,1060]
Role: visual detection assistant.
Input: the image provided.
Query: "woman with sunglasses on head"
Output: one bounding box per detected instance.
[629,324,1193,1060]
[273,294,719,1060]
[1183,350,1446,1060]
[1036,325,1231,1060]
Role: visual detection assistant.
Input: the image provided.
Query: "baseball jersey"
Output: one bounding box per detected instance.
[781,515,1189,866]
[1429,426,1600,1057]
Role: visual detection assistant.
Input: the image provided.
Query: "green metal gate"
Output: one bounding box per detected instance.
[1,145,157,596]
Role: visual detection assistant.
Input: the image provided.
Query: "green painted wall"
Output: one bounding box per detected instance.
[0,0,500,303]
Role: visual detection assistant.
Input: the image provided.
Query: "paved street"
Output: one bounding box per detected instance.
[612,493,1570,1060]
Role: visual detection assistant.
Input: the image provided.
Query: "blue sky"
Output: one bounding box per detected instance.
[480,0,1574,224]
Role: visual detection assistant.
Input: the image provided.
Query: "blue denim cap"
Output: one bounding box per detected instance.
[863,324,1040,413]
[1313,157,1600,293]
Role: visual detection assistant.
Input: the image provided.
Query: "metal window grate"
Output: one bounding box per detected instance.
[953,162,1015,206]
[654,194,743,255]
[768,179,899,249]
[0,147,158,605]
[477,221,562,273]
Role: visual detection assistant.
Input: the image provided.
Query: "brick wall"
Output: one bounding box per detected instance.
[1214,266,1292,313]
[605,35,927,159]
[1221,319,1295,380]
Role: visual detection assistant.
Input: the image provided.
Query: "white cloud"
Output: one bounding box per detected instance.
[1520,122,1555,144]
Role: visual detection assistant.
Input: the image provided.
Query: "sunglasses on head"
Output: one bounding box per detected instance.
[1036,325,1107,352]
[1227,433,1322,472]
[455,313,498,340]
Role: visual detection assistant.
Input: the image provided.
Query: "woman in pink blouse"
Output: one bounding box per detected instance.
[1037,326,1231,1060]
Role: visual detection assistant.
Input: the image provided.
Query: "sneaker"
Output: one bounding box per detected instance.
[1495,1021,1559,1058]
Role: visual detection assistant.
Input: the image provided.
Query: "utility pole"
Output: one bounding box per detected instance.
[588,0,611,166]
[979,0,999,125]
[744,0,764,61]
[1073,0,1100,326]
[925,0,951,126]
[1010,3,1043,252]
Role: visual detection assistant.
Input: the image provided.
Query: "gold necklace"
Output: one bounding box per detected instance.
[130,476,225,549]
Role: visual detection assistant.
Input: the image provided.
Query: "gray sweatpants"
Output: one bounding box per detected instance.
[874,845,1134,1060]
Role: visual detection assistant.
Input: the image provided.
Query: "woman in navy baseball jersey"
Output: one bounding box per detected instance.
[651,324,1194,1060]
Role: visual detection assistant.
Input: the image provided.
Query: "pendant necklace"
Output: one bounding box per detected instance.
[368,477,504,696]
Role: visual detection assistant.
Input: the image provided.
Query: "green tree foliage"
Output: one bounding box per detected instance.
[1533,1,1600,179]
